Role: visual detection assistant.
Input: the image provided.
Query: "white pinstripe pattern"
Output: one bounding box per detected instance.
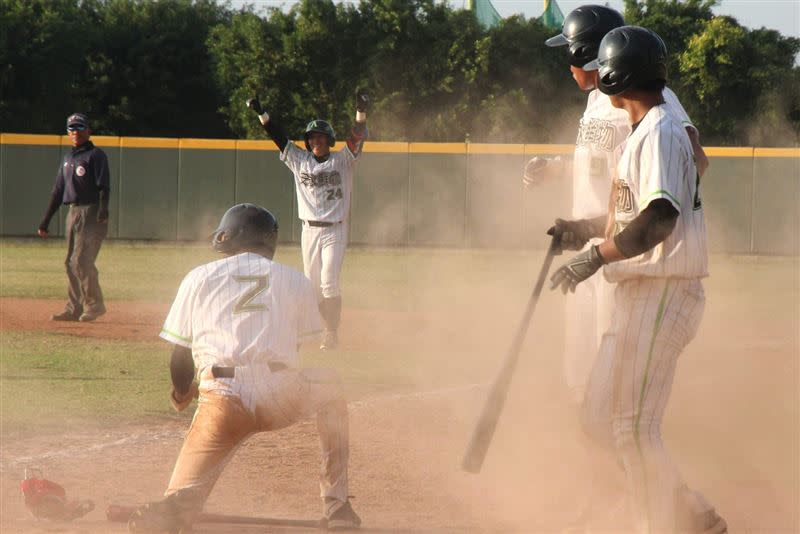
[160,252,322,373]
[159,253,350,510]
[301,221,348,300]
[566,89,697,403]
[604,104,709,283]
[582,265,706,533]
[280,142,357,223]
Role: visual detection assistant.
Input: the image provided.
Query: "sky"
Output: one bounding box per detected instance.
[228,0,800,40]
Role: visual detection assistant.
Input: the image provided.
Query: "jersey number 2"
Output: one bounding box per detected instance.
[326,188,343,201]
[233,275,269,314]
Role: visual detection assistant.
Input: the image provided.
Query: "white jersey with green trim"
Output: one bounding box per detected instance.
[572,87,695,219]
[281,142,358,223]
[160,252,322,372]
[604,104,708,283]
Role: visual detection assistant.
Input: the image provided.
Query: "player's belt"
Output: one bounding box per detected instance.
[211,362,288,378]
[304,220,338,227]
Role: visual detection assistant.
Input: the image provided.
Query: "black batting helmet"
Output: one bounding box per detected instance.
[545,5,625,67]
[304,120,336,151]
[583,26,668,96]
[211,203,279,255]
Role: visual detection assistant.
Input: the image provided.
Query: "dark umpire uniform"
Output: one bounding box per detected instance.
[38,113,110,322]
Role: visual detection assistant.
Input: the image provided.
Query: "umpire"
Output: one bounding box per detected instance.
[38,112,110,322]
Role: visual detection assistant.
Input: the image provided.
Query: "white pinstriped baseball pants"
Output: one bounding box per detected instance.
[301,222,348,300]
[165,367,349,518]
[582,277,706,533]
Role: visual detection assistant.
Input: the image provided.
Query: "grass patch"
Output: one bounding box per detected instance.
[1,331,170,434]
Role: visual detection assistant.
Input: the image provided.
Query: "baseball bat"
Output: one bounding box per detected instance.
[106,504,324,529]
[461,233,562,473]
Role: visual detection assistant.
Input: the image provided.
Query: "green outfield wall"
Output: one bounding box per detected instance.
[1,134,798,255]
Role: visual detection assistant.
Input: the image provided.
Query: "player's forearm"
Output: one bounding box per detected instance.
[170,345,195,395]
[260,114,289,153]
[39,193,61,230]
[600,199,678,261]
[686,127,709,177]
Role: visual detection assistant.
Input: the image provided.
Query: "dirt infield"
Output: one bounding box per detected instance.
[1,288,798,533]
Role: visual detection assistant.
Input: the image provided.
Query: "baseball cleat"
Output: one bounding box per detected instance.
[320,330,339,351]
[52,311,80,321]
[127,502,182,534]
[693,510,727,534]
[78,307,106,322]
[326,500,361,530]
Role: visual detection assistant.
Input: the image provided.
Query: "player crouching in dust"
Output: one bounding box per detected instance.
[548,27,726,534]
[127,203,360,533]
[246,92,369,351]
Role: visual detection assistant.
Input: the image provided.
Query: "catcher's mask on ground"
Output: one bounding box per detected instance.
[304,120,336,152]
[211,203,279,256]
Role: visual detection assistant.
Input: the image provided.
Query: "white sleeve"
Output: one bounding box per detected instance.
[638,127,684,213]
[297,276,323,342]
[160,270,197,348]
[663,88,696,133]
[279,142,305,174]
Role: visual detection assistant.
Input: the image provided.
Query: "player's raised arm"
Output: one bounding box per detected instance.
[345,91,369,157]
[247,96,289,153]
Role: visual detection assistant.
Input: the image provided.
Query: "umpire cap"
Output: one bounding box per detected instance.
[583,26,668,96]
[304,120,336,151]
[66,112,90,129]
[212,203,279,255]
[545,5,625,67]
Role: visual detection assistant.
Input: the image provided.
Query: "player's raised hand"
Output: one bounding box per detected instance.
[355,91,369,113]
[246,96,264,115]
[522,156,562,188]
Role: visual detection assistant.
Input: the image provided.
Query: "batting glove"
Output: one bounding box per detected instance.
[546,218,596,252]
[246,96,264,115]
[522,156,561,188]
[356,91,370,113]
[550,245,605,294]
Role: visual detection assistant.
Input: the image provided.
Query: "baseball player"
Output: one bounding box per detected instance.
[246,93,369,351]
[549,26,725,533]
[127,203,360,533]
[528,4,709,406]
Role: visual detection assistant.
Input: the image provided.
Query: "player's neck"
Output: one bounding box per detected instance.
[619,91,664,125]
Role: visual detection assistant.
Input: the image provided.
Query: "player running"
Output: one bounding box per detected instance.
[247,93,369,351]
[128,203,360,533]
[549,26,726,533]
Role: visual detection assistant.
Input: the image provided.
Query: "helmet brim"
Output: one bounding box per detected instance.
[545,33,569,47]
[582,58,601,71]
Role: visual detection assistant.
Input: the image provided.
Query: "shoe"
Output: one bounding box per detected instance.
[677,487,727,534]
[127,501,182,534]
[320,330,339,351]
[326,500,361,530]
[690,510,728,534]
[52,311,80,321]
[78,307,106,322]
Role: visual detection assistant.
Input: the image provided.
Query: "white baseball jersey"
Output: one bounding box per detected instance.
[572,87,695,219]
[564,87,697,402]
[160,252,322,374]
[604,104,709,283]
[281,142,358,222]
